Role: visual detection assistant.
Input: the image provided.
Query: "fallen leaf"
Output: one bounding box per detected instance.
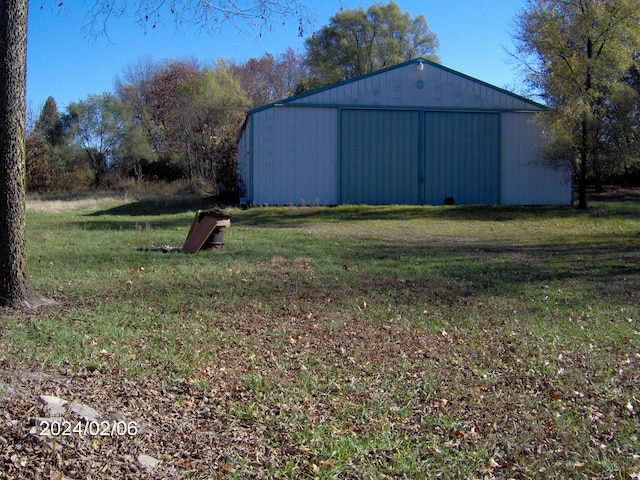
[138,454,160,470]
[218,462,235,473]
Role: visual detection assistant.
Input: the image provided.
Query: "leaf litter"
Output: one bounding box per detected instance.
[2,304,639,479]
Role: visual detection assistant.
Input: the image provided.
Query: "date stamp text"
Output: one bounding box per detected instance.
[37,419,139,437]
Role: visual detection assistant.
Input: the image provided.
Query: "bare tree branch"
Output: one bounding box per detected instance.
[82,0,311,40]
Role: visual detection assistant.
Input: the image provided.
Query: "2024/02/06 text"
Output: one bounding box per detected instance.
[38,419,139,437]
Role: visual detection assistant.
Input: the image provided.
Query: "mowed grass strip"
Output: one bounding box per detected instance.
[2,199,639,478]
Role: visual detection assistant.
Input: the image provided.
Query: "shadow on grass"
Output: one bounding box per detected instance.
[70,217,191,231]
[88,195,221,217]
[221,232,639,310]
[331,231,640,305]
[233,202,639,229]
[82,194,639,231]
[77,196,224,231]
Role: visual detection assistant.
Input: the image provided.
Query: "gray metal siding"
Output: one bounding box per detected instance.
[500,112,573,205]
[290,61,542,111]
[251,106,338,205]
[340,109,420,204]
[423,112,500,205]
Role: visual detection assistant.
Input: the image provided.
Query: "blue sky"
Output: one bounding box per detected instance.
[26,0,527,113]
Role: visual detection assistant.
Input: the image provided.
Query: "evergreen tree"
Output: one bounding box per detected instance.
[35,96,64,147]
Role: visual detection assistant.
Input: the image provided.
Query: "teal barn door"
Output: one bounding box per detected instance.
[423,112,500,205]
[340,109,420,204]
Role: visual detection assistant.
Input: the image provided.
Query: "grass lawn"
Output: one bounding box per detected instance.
[1,196,639,479]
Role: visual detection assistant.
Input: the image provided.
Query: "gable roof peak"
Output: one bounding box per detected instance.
[248,57,544,114]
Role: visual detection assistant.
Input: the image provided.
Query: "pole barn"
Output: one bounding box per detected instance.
[237,58,573,206]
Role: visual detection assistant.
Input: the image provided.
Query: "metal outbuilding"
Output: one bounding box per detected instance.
[237,58,573,206]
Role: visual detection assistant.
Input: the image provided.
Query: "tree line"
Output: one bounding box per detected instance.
[27,58,257,198]
[25,1,439,200]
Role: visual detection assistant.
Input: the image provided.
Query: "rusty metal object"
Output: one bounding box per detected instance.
[183,209,231,253]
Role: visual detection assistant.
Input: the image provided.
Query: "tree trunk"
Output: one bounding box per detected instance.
[577,119,588,209]
[577,38,593,209]
[0,0,51,308]
[578,150,588,209]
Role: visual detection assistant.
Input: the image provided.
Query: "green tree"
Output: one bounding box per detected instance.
[174,60,250,194]
[115,56,165,180]
[514,0,640,208]
[25,96,69,191]
[118,113,157,182]
[1,0,309,308]
[65,93,130,186]
[114,57,158,144]
[25,130,52,191]
[117,58,200,173]
[603,62,640,184]
[117,57,250,191]
[35,96,64,147]
[304,1,439,87]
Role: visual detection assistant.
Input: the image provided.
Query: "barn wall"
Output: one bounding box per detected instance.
[500,112,573,205]
[250,106,338,205]
[237,120,250,202]
[289,61,542,112]
[240,107,573,207]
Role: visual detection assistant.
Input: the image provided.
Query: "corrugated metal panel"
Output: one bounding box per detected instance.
[237,120,250,201]
[289,60,543,112]
[423,112,500,205]
[340,109,420,204]
[250,106,338,205]
[500,112,573,205]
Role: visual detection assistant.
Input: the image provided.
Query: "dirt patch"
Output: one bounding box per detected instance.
[586,185,640,201]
